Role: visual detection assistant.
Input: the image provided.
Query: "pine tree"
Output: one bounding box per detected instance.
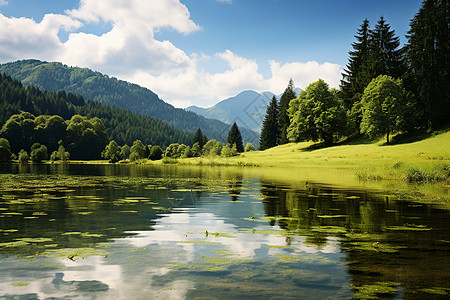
[340,19,371,110]
[226,122,244,153]
[405,0,449,127]
[259,96,280,150]
[278,79,296,144]
[365,17,405,80]
[193,128,204,146]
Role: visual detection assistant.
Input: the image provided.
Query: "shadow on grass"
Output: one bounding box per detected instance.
[299,134,376,152]
[385,126,450,146]
[297,126,449,152]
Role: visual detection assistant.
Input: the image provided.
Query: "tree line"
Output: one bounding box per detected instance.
[260,0,448,149]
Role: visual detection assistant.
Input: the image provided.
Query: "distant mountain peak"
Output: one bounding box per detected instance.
[186,90,276,133]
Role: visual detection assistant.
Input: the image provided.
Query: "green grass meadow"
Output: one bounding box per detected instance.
[152,131,449,185]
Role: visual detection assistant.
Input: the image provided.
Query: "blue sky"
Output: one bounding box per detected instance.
[0,0,422,107]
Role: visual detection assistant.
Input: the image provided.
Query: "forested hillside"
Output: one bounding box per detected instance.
[0,73,193,148]
[0,60,259,144]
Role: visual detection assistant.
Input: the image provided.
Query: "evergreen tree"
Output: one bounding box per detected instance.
[193,128,206,147]
[365,16,405,80]
[279,79,297,144]
[259,96,280,150]
[341,19,371,110]
[405,0,450,127]
[226,123,244,153]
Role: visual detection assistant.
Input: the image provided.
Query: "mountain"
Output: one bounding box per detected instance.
[187,88,302,133]
[0,73,193,149]
[187,90,275,132]
[0,60,259,145]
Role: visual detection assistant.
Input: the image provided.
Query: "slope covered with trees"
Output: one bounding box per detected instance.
[0,60,259,144]
[258,1,448,150]
[0,73,193,149]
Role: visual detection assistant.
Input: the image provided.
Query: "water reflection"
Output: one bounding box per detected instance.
[0,164,449,299]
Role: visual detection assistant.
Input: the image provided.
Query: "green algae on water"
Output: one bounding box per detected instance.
[10,282,30,287]
[419,287,449,295]
[352,282,399,299]
[272,255,311,263]
[41,248,109,261]
[385,224,432,231]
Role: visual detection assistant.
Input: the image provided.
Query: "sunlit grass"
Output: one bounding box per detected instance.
[166,131,450,184]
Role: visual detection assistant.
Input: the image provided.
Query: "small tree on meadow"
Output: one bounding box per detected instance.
[0,138,12,163]
[244,142,255,152]
[360,75,410,144]
[226,123,244,153]
[18,149,29,163]
[287,79,347,145]
[149,145,163,160]
[30,143,48,163]
[120,144,131,160]
[191,142,202,157]
[130,140,146,160]
[102,140,121,163]
[51,145,70,162]
[221,143,237,157]
[260,96,280,150]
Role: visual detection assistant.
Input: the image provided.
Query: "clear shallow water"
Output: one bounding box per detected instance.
[0,164,449,299]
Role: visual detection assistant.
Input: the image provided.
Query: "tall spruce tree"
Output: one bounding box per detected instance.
[193,128,206,147]
[226,122,244,153]
[405,0,449,127]
[278,79,296,144]
[341,19,371,110]
[259,96,280,150]
[365,17,405,79]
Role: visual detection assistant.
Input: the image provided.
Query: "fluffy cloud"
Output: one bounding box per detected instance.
[127,50,342,108]
[0,13,81,62]
[0,0,343,108]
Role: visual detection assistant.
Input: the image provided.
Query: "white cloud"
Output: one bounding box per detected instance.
[0,0,343,108]
[127,50,342,108]
[0,0,8,6]
[217,0,233,4]
[0,13,81,62]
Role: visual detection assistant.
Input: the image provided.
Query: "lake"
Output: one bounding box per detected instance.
[0,164,449,299]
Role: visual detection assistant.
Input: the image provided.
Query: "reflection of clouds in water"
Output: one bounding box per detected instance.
[0,208,341,299]
[121,209,340,259]
[0,256,118,299]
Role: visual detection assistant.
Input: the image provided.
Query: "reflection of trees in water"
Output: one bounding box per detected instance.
[260,182,286,226]
[259,179,450,298]
[228,175,243,201]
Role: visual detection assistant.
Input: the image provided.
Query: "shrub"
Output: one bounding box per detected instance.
[18,149,29,163]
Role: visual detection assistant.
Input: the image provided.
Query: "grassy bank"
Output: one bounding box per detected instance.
[150,131,450,183]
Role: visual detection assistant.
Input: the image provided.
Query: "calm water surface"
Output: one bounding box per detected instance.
[0,164,449,299]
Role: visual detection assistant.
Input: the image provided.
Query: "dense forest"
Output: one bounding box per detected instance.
[0,60,259,144]
[0,73,193,153]
[260,0,449,149]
